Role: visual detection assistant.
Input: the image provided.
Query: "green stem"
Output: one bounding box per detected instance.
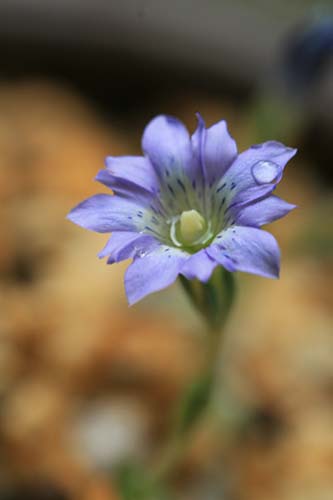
[151,270,235,486]
[151,334,217,483]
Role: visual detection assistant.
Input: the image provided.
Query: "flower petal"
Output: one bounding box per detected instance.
[95,170,153,206]
[142,115,198,181]
[191,113,206,181]
[125,246,188,305]
[207,226,280,278]
[220,141,297,206]
[227,184,275,210]
[234,196,297,227]
[67,194,148,233]
[104,156,159,193]
[98,231,157,263]
[180,249,217,282]
[192,115,237,184]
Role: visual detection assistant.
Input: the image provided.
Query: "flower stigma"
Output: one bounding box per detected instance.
[169,209,213,249]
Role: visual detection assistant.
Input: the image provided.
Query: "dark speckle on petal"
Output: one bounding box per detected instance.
[177,179,186,192]
[144,225,163,238]
[218,197,226,213]
[223,254,238,265]
[216,182,226,193]
[168,184,175,196]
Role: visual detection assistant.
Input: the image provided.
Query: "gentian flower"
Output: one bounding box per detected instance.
[67,115,296,304]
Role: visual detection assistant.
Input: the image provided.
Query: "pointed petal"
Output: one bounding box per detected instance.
[98,232,157,263]
[192,115,237,184]
[125,246,188,305]
[67,194,148,233]
[207,226,280,279]
[227,184,275,210]
[142,115,199,181]
[104,156,159,193]
[95,170,153,206]
[220,141,297,206]
[180,249,218,282]
[234,196,297,227]
[191,113,206,181]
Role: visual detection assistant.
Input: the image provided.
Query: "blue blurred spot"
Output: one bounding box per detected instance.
[283,17,333,90]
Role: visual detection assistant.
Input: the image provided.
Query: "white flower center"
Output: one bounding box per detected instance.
[179,209,206,245]
[169,209,212,248]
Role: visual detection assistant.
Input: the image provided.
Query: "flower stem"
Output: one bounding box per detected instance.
[151,270,235,487]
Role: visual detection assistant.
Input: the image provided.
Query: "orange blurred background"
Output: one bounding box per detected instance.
[0,2,332,499]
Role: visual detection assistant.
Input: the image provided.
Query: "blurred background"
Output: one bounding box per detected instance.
[0,1,332,499]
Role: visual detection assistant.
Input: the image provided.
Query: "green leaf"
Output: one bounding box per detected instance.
[115,463,170,500]
[176,373,214,435]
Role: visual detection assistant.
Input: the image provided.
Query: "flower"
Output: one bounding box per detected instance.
[67,114,297,305]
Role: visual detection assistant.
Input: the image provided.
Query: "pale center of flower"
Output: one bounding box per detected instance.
[179,209,206,244]
[169,209,213,249]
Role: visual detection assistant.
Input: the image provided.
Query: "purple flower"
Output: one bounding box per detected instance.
[67,115,297,305]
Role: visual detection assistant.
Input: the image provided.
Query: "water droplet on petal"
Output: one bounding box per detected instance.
[252,160,280,184]
[133,245,148,258]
